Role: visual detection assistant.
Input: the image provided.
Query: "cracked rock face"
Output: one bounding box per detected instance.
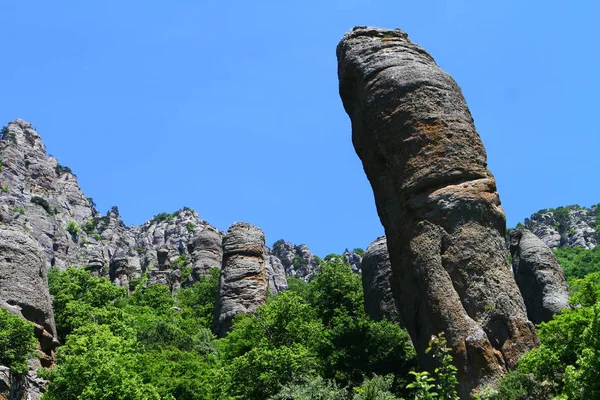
[213,223,270,337]
[338,26,537,397]
[361,236,400,323]
[509,228,570,324]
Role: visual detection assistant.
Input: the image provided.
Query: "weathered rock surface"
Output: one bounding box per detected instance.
[509,228,570,324]
[266,255,288,293]
[343,249,363,274]
[0,227,58,359]
[523,205,598,250]
[213,223,269,337]
[0,120,228,290]
[338,26,537,397]
[361,236,400,323]
[271,239,320,280]
[0,227,58,400]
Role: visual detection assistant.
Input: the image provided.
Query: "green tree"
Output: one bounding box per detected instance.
[0,308,37,375]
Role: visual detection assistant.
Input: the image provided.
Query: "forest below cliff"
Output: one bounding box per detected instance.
[2,234,600,399]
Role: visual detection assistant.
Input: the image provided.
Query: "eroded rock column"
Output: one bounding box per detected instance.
[212,222,269,337]
[509,228,570,324]
[337,26,537,397]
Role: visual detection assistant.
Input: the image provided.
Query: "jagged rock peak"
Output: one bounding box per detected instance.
[338,26,537,397]
[270,239,320,281]
[509,228,571,324]
[522,204,598,250]
[213,222,270,337]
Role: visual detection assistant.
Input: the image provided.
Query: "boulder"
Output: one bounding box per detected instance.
[361,236,400,323]
[509,228,570,324]
[337,26,537,397]
[212,223,269,337]
[266,255,288,293]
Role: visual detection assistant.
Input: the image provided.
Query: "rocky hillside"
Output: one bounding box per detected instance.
[521,204,598,250]
[0,119,334,292]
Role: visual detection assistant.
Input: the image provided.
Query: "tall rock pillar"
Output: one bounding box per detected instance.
[337,26,537,397]
[212,222,269,337]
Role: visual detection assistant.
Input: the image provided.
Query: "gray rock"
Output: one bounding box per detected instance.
[338,26,537,397]
[343,249,362,274]
[187,227,223,283]
[509,228,570,324]
[0,227,58,355]
[524,205,597,250]
[213,223,269,337]
[266,255,288,293]
[361,236,400,323]
[271,240,319,280]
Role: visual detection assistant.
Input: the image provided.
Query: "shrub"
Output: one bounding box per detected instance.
[353,248,365,257]
[1,184,8,193]
[66,221,80,235]
[30,196,57,215]
[186,222,195,233]
[0,308,38,375]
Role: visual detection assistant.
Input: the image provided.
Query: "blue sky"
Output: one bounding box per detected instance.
[1,1,598,256]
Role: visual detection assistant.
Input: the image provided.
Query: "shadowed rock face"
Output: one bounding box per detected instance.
[361,236,401,323]
[212,222,269,337]
[509,228,570,324]
[337,26,537,397]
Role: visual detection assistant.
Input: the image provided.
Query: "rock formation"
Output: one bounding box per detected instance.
[213,223,270,337]
[343,249,363,274]
[338,26,537,397]
[509,228,570,324]
[523,205,598,249]
[0,227,59,400]
[271,239,320,280]
[361,236,400,323]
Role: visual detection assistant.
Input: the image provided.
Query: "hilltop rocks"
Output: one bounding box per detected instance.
[213,223,269,337]
[524,205,598,250]
[338,26,537,396]
[361,236,400,323]
[271,240,320,280]
[509,228,570,324]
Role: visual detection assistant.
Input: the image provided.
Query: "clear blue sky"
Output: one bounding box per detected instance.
[1,1,598,256]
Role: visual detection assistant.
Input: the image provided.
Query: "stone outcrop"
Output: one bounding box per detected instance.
[361,236,400,323]
[213,223,269,337]
[266,255,288,293]
[343,249,363,274]
[0,227,59,400]
[338,26,537,397]
[0,227,58,363]
[271,240,320,280]
[509,228,570,324]
[523,205,598,250]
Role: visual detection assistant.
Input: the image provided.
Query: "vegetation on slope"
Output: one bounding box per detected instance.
[42,257,464,400]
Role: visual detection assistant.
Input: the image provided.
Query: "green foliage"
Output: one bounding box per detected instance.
[1,183,8,193]
[66,221,80,235]
[11,205,25,214]
[83,218,97,235]
[352,248,365,257]
[177,268,220,330]
[31,195,58,215]
[55,163,74,177]
[353,375,400,400]
[270,375,346,400]
[405,333,458,400]
[0,308,38,375]
[151,212,175,224]
[186,222,195,232]
[554,245,600,279]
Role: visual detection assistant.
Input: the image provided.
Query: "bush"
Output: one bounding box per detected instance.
[30,196,57,215]
[66,221,80,235]
[0,308,38,375]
